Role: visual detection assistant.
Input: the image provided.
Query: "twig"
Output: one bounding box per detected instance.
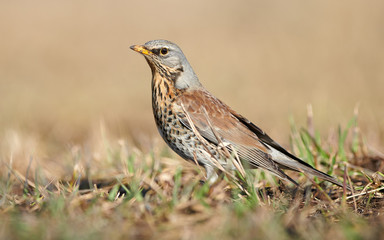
[345,186,384,200]
[141,174,167,200]
[228,145,246,178]
[346,167,357,211]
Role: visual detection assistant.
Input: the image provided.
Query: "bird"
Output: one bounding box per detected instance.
[130,39,348,189]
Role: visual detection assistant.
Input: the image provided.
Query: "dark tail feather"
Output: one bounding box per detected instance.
[300,165,352,191]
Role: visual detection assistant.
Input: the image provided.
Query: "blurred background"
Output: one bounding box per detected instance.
[0,0,383,160]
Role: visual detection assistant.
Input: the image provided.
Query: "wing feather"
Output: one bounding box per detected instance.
[176,89,294,181]
[175,88,348,189]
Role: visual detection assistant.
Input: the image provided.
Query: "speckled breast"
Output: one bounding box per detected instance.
[151,78,197,161]
[151,75,224,168]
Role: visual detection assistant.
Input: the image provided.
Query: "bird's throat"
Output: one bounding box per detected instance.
[151,72,178,111]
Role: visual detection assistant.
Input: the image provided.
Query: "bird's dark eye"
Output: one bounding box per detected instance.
[160,48,168,55]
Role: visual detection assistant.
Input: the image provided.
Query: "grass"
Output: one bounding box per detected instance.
[1,109,383,240]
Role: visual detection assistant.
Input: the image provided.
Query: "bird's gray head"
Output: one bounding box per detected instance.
[131,40,201,90]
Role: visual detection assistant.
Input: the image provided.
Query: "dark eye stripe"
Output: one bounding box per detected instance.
[151,48,160,55]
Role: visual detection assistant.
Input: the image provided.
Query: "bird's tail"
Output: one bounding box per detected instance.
[293,163,351,191]
[268,146,351,191]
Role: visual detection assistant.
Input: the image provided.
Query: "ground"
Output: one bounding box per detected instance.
[1,113,383,240]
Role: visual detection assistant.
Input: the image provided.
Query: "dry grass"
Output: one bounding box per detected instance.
[1,1,384,239]
[1,109,383,240]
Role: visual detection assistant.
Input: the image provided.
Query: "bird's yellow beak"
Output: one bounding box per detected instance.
[130,45,151,56]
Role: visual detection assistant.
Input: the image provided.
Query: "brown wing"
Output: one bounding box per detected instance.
[176,88,348,189]
[176,88,295,182]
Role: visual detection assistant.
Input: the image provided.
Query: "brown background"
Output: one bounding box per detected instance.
[1,1,383,152]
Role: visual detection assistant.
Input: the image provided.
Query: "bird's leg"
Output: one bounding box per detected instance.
[204,164,219,184]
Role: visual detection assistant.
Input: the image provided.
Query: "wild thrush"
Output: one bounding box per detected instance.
[131,39,347,189]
